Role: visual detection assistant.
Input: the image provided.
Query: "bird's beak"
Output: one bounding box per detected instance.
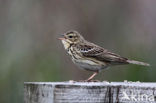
[58,34,65,40]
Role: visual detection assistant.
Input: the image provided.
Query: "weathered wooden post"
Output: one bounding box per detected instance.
[24,82,156,103]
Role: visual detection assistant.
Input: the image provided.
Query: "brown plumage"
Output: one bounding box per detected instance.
[59,30,150,81]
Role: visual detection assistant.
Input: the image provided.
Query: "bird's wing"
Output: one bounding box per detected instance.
[76,43,128,64]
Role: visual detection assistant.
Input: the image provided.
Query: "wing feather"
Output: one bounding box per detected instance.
[75,43,128,64]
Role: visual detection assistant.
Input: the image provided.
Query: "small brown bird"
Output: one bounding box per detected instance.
[59,30,150,81]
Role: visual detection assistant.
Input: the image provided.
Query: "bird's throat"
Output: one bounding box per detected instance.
[61,40,71,50]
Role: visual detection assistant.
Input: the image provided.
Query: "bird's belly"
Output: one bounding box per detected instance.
[73,59,107,71]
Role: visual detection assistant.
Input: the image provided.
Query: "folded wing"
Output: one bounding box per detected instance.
[76,43,128,65]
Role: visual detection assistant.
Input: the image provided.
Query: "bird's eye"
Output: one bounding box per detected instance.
[69,35,73,38]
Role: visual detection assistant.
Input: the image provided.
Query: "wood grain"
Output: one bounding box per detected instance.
[24,82,156,103]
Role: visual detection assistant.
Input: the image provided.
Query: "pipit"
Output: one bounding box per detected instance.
[59,30,150,81]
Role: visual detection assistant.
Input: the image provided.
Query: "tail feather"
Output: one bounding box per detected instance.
[127,60,150,66]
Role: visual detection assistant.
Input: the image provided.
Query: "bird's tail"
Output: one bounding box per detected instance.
[127,60,150,66]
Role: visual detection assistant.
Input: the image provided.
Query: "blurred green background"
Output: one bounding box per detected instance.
[0,0,156,103]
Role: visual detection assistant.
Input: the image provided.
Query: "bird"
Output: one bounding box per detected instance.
[58,30,150,82]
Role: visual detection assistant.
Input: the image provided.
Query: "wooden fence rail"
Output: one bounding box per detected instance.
[24,82,156,103]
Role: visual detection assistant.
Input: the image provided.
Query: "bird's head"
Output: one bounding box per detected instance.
[58,30,84,49]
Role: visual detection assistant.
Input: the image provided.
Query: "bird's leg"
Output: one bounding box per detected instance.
[86,71,98,82]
